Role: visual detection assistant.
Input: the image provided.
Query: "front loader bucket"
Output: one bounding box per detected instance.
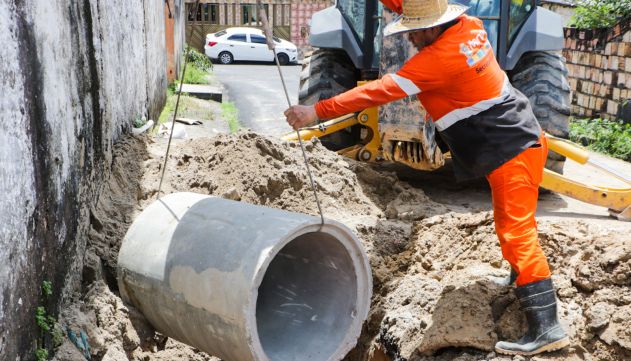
[378,8,444,171]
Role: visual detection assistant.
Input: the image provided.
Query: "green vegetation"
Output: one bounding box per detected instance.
[186,44,213,72]
[35,280,64,360]
[569,0,631,29]
[177,45,213,85]
[570,118,631,161]
[132,116,147,128]
[181,64,211,85]
[158,94,177,125]
[221,102,240,133]
[35,348,48,361]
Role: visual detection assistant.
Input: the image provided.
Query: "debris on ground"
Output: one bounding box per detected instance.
[58,132,631,361]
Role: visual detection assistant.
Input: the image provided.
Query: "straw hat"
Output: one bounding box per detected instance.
[384,0,468,37]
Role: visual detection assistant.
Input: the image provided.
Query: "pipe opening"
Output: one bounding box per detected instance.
[256,231,358,361]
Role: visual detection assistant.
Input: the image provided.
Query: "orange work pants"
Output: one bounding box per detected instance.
[486,134,551,286]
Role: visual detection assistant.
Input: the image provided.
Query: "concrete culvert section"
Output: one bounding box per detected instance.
[256,232,359,360]
[117,192,372,361]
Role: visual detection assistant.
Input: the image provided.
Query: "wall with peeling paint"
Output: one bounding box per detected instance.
[0,1,167,358]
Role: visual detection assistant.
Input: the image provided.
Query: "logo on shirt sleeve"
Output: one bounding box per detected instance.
[460,30,492,67]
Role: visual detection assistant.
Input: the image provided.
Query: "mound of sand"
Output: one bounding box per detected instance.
[58,133,631,361]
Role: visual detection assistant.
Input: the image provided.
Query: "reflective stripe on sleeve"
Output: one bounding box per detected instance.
[390,73,421,96]
[434,75,511,132]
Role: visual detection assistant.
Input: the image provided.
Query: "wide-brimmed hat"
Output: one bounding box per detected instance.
[384,0,468,37]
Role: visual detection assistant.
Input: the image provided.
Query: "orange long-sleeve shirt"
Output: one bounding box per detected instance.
[314,15,507,132]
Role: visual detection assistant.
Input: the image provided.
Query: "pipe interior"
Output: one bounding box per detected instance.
[256,231,358,361]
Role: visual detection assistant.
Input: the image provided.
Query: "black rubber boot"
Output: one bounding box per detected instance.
[495,278,570,356]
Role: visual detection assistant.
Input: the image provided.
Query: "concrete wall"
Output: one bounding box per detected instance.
[0,1,167,359]
[563,18,631,119]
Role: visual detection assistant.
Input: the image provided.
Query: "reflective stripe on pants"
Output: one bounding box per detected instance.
[486,134,551,286]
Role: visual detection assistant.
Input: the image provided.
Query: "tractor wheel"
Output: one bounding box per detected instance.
[298,48,360,151]
[510,51,571,174]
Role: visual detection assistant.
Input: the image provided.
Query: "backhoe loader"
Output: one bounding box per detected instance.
[283,0,631,220]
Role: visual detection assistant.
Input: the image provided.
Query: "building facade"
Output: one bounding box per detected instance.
[184,0,332,56]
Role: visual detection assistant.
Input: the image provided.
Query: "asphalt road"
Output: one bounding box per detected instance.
[213,62,301,136]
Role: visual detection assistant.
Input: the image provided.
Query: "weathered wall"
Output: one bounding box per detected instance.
[166,0,185,83]
[563,19,631,120]
[0,1,167,359]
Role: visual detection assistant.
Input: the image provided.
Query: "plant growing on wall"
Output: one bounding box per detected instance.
[569,0,631,29]
[35,281,64,361]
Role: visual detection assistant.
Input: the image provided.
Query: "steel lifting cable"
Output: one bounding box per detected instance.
[158,0,202,198]
[257,1,325,227]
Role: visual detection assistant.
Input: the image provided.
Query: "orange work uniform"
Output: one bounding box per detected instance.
[314,13,551,286]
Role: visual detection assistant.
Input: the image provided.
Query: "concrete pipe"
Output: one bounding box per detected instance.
[117,192,372,361]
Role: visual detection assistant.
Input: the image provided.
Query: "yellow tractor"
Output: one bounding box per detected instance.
[284,0,631,220]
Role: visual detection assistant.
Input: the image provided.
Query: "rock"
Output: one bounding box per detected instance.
[82,249,104,288]
[51,340,86,361]
[586,302,614,331]
[221,187,241,201]
[122,319,141,351]
[599,305,631,350]
[101,346,129,361]
[377,264,509,358]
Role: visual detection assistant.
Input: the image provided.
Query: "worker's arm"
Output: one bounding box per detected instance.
[314,74,418,120]
[285,51,443,129]
[285,74,414,129]
[380,0,402,14]
[315,49,445,120]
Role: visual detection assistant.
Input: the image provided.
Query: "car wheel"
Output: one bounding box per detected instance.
[277,53,289,66]
[218,51,233,65]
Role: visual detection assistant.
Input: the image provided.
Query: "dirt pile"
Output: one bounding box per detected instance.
[58,132,631,361]
[145,132,386,226]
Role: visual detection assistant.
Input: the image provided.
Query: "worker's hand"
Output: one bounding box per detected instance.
[284,105,318,130]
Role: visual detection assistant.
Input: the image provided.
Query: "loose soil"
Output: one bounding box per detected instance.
[56,132,631,361]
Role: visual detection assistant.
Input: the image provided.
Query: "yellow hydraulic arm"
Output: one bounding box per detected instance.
[283,110,631,221]
[543,135,631,221]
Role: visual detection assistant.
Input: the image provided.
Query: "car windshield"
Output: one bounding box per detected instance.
[214,30,227,37]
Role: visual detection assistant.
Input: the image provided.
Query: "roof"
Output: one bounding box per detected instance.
[224,27,264,34]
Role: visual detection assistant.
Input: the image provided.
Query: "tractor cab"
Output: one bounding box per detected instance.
[320,0,561,74]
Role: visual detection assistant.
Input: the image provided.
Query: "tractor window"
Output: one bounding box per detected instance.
[456,0,500,51]
[456,0,499,17]
[338,0,366,41]
[509,0,534,44]
[371,2,384,68]
[481,19,498,51]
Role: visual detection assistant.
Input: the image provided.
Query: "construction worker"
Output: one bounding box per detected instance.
[284,0,570,356]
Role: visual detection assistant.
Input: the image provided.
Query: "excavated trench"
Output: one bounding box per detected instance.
[55,132,631,361]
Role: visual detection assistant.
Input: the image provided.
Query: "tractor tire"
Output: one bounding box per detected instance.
[510,51,571,174]
[298,49,360,151]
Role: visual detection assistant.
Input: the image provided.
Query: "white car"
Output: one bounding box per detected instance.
[204,27,298,65]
